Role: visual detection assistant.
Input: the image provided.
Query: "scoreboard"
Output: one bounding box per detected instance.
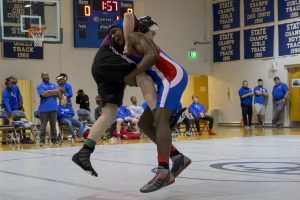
[73,0,134,48]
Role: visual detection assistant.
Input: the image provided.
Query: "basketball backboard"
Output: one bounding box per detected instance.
[0,0,62,43]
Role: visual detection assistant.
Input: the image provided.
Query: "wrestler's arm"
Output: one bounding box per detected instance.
[123,12,135,54]
[127,32,158,77]
[123,13,135,44]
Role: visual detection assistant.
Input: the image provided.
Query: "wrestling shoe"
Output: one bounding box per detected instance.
[72,146,98,177]
[171,153,192,177]
[170,107,187,130]
[140,167,175,193]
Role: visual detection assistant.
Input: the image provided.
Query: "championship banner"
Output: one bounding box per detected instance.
[213,0,240,31]
[3,0,44,23]
[3,42,43,59]
[244,26,274,59]
[278,21,300,56]
[244,0,274,26]
[278,0,300,21]
[213,31,240,62]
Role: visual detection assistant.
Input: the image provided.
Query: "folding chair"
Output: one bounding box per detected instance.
[199,119,209,134]
[185,113,209,135]
[11,111,38,143]
[183,113,199,135]
[57,119,81,144]
[0,111,19,144]
[77,109,93,126]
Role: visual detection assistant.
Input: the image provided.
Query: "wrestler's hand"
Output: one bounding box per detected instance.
[123,43,131,56]
[124,74,137,87]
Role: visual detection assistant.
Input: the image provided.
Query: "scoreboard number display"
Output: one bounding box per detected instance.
[73,0,134,48]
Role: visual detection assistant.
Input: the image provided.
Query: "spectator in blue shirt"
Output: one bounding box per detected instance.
[37,72,62,145]
[188,95,216,135]
[10,75,23,111]
[272,77,289,127]
[57,96,84,140]
[238,80,254,128]
[115,105,134,138]
[254,79,268,126]
[56,73,73,104]
[1,78,19,124]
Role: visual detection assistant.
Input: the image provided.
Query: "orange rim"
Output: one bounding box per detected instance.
[28,27,46,37]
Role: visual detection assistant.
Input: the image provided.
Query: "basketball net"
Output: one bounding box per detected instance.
[28,27,46,47]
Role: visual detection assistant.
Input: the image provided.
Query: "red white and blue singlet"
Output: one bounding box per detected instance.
[146,51,188,111]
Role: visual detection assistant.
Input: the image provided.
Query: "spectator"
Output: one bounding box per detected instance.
[254,79,268,127]
[56,73,73,104]
[10,75,23,111]
[57,96,84,140]
[94,95,102,120]
[127,96,144,131]
[272,77,289,127]
[238,80,254,128]
[116,105,136,138]
[76,89,90,111]
[37,72,61,146]
[188,95,216,135]
[1,78,19,124]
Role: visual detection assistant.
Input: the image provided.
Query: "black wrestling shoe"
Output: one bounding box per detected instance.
[72,146,98,177]
[169,107,187,130]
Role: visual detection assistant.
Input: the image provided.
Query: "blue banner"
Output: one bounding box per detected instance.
[278,21,300,56]
[213,31,240,62]
[278,0,300,21]
[213,0,240,31]
[3,0,45,23]
[3,42,43,59]
[244,26,274,59]
[244,0,274,26]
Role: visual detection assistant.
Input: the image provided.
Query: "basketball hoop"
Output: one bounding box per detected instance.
[28,27,46,47]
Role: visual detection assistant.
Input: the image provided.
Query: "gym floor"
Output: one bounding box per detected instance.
[0,126,300,200]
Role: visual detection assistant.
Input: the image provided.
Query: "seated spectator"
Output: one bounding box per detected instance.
[188,95,216,135]
[116,105,138,138]
[57,96,84,140]
[10,75,24,111]
[56,73,73,104]
[127,96,144,132]
[173,103,192,136]
[94,95,102,120]
[1,77,20,124]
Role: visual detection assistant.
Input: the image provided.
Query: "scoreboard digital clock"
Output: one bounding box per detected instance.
[74,0,134,48]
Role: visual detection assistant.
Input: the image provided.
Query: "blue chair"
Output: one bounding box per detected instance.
[11,111,37,143]
[77,109,93,125]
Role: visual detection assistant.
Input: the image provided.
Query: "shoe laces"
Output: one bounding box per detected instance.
[148,167,168,185]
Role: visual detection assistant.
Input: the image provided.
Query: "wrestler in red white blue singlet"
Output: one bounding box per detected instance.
[146,49,188,111]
